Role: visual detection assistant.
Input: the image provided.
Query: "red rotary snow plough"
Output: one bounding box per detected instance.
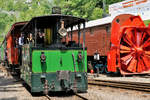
[107,14,150,75]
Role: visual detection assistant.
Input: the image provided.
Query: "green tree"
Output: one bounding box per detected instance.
[0,0,123,39]
[53,0,124,20]
[0,0,53,36]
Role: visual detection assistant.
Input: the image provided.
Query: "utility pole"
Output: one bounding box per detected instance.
[102,0,107,17]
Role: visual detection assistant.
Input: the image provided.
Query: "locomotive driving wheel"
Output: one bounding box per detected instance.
[119,28,150,73]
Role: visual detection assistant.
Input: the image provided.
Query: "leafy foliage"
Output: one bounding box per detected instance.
[59,0,124,20]
[0,0,123,39]
[0,0,52,37]
[144,20,150,26]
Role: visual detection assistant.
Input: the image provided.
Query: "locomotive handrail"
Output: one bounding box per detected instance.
[83,23,86,73]
[72,53,77,73]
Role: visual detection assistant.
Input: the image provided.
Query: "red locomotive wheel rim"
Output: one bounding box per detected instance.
[119,27,150,73]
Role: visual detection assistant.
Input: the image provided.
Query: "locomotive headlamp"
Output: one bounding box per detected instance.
[58,20,67,37]
[40,52,46,63]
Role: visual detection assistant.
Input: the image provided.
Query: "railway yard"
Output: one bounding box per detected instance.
[1,66,150,100]
[1,0,150,100]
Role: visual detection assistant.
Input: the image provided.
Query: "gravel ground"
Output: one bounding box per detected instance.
[0,72,46,100]
[85,85,150,100]
[1,68,150,100]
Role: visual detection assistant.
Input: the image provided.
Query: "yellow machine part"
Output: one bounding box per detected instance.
[44,28,52,44]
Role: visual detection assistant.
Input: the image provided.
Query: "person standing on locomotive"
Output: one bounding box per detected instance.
[18,33,24,65]
[19,33,24,46]
[27,33,34,45]
[37,31,45,45]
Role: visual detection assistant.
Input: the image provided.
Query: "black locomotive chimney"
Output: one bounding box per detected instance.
[52,7,61,14]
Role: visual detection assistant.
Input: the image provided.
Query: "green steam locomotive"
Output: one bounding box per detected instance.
[0,8,87,94]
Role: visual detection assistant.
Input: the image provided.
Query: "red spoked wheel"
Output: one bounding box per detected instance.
[119,28,150,73]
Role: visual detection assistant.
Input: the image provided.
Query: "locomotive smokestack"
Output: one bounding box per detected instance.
[52,7,61,14]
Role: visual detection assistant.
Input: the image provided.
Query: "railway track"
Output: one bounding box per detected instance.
[74,93,88,100]
[1,65,88,100]
[88,79,150,92]
[44,95,51,100]
[43,93,88,100]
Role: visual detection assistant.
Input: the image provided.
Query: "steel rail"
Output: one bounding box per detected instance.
[45,95,51,100]
[88,79,150,92]
[74,93,88,100]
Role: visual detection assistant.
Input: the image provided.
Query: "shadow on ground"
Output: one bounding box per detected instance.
[0,76,21,87]
[0,97,17,100]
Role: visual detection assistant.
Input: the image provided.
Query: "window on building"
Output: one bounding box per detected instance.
[90,28,94,34]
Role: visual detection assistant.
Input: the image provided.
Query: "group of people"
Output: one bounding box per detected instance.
[18,33,34,46]
[15,32,45,65]
[15,31,45,47]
